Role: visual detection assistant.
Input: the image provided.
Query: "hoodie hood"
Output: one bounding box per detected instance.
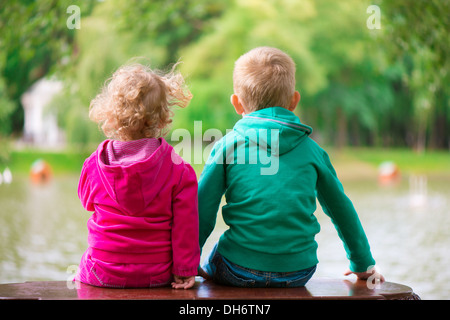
[95,138,171,215]
[234,107,312,155]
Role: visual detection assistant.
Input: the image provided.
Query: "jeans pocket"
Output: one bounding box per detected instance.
[285,265,317,287]
[213,255,256,288]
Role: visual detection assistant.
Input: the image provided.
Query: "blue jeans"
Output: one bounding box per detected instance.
[202,244,316,288]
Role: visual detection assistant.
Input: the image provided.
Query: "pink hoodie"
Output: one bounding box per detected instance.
[76,138,200,288]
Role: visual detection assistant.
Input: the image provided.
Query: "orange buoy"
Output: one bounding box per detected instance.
[378,161,400,185]
[30,159,52,185]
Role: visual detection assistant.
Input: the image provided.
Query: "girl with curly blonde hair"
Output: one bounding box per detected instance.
[89,63,191,140]
[75,62,200,289]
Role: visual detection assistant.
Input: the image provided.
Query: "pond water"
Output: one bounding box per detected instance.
[0,172,449,299]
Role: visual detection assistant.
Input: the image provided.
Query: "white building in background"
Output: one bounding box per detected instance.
[21,78,65,148]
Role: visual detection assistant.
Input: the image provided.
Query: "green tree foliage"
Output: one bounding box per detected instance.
[0,0,448,151]
[381,0,450,151]
[0,0,97,134]
[177,0,328,133]
[115,0,227,66]
[177,0,398,144]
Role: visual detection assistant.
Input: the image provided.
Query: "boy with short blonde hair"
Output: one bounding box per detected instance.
[198,47,383,287]
[232,46,298,112]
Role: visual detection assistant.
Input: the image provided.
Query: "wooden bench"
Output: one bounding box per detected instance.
[0,277,420,300]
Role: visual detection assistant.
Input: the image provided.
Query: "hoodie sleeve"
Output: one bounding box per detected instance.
[316,149,375,273]
[78,157,95,212]
[198,139,227,250]
[171,164,201,277]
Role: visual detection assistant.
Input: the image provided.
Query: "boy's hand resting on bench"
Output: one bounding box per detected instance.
[171,275,195,290]
[344,267,385,283]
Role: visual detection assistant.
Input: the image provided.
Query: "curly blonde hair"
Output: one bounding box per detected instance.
[89,63,192,141]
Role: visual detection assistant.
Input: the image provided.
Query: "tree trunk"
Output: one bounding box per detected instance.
[336,107,347,149]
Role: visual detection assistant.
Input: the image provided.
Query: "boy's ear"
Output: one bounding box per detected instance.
[288,91,301,112]
[231,94,246,115]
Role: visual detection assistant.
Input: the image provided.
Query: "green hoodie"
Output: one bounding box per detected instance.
[198,107,375,273]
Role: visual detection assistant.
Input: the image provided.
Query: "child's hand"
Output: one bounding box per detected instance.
[343,267,385,283]
[197,267,211,280]
[171,275,196,290]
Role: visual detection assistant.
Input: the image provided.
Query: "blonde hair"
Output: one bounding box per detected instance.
[89,63,192,141]
[233,47,296,112]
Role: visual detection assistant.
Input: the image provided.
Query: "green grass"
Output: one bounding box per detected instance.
[4,149,91,175]
[2,147,449,176]
[330,147,450,175]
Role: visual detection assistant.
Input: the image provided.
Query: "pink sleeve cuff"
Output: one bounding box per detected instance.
[172,266,199,277]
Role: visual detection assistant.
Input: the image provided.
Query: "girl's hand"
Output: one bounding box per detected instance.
[171,275,196,290]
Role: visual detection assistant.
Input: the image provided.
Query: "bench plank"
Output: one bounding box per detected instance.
[0,277,420,300]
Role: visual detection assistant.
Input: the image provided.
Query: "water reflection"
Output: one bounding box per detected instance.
[312,176,449,300]
[0,175,88,282]
[0,173,448,299]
